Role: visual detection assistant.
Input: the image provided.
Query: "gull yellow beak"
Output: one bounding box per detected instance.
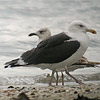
[86,29,97,34]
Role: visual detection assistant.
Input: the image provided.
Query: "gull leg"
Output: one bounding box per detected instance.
[49,70,56,86]
[65,66,84,85]
[56,71,59,86]
[61,71,64,85]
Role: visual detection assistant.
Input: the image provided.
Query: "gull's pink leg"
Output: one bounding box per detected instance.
[49,70,55,86]
[61,72,64,85]
[65,67,84,85]
[56,71,59,86]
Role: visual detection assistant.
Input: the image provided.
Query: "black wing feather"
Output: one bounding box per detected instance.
[37,32,71,48]
[22,33,80,64]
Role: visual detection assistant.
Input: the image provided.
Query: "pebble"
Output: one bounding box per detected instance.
[13,92,30,100]
[74,95,100,100]
[8,86,14,88]
[74,91,78,94]
[0,84,100,100]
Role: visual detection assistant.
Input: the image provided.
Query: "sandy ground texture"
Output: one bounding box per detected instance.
[0,82,100,100]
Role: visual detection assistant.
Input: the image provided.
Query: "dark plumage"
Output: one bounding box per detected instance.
[23,33,80,65]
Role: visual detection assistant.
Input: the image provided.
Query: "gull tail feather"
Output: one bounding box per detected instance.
[4,58,24,68]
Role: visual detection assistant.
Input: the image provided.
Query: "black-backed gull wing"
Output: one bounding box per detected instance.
[23,32,80,64]
[37,32,71,48]
[21,48,35,61]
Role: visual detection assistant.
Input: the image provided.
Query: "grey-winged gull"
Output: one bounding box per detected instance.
[29,28,51,42]
[4,28,51,67]
[4,20,96,85]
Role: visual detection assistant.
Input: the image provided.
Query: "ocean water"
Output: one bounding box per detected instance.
[0,0,100,85]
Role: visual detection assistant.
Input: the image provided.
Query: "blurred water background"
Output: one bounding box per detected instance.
[0,0,100,85]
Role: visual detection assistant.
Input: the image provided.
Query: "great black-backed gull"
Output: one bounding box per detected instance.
[29,28,91,86]
[29,27,93,86]
[4,20,96,85]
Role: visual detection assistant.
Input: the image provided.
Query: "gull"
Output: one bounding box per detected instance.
[4,28,51,68]
[4,21,96,86]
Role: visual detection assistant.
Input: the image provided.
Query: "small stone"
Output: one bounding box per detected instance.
[32,87,36,90]
[96,88,100,90]
[74,95,99,100]
[8,85,14,88]
[83,87,90,92]
[31,92,35,95]
[53,99,61,100]
[85,89,90,92]
[61,89,66,92]
[54,90,61,93]
[74,91,78,94]
[46,94,51,97]
[17,92,30,100]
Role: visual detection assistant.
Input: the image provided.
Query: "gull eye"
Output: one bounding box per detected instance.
[79,24,84,27]
[39,29,46,34]
[39,31,44,34]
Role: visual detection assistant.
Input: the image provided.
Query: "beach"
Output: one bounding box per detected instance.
[0,0,100,100]
[0,81,100,100]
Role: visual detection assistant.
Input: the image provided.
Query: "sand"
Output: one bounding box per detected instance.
[0,82,100,100]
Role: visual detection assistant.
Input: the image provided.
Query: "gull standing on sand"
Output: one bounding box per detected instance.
[4,20,96,85]
[29,27,92,86]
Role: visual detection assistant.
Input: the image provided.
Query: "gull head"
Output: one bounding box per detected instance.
[68,20,96,34]
[29,28,51,40]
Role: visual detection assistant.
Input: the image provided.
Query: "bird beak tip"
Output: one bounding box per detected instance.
[87,29,97,34]
[28,33,37,36]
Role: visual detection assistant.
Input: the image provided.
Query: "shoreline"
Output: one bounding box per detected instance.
[0,72,100,86]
